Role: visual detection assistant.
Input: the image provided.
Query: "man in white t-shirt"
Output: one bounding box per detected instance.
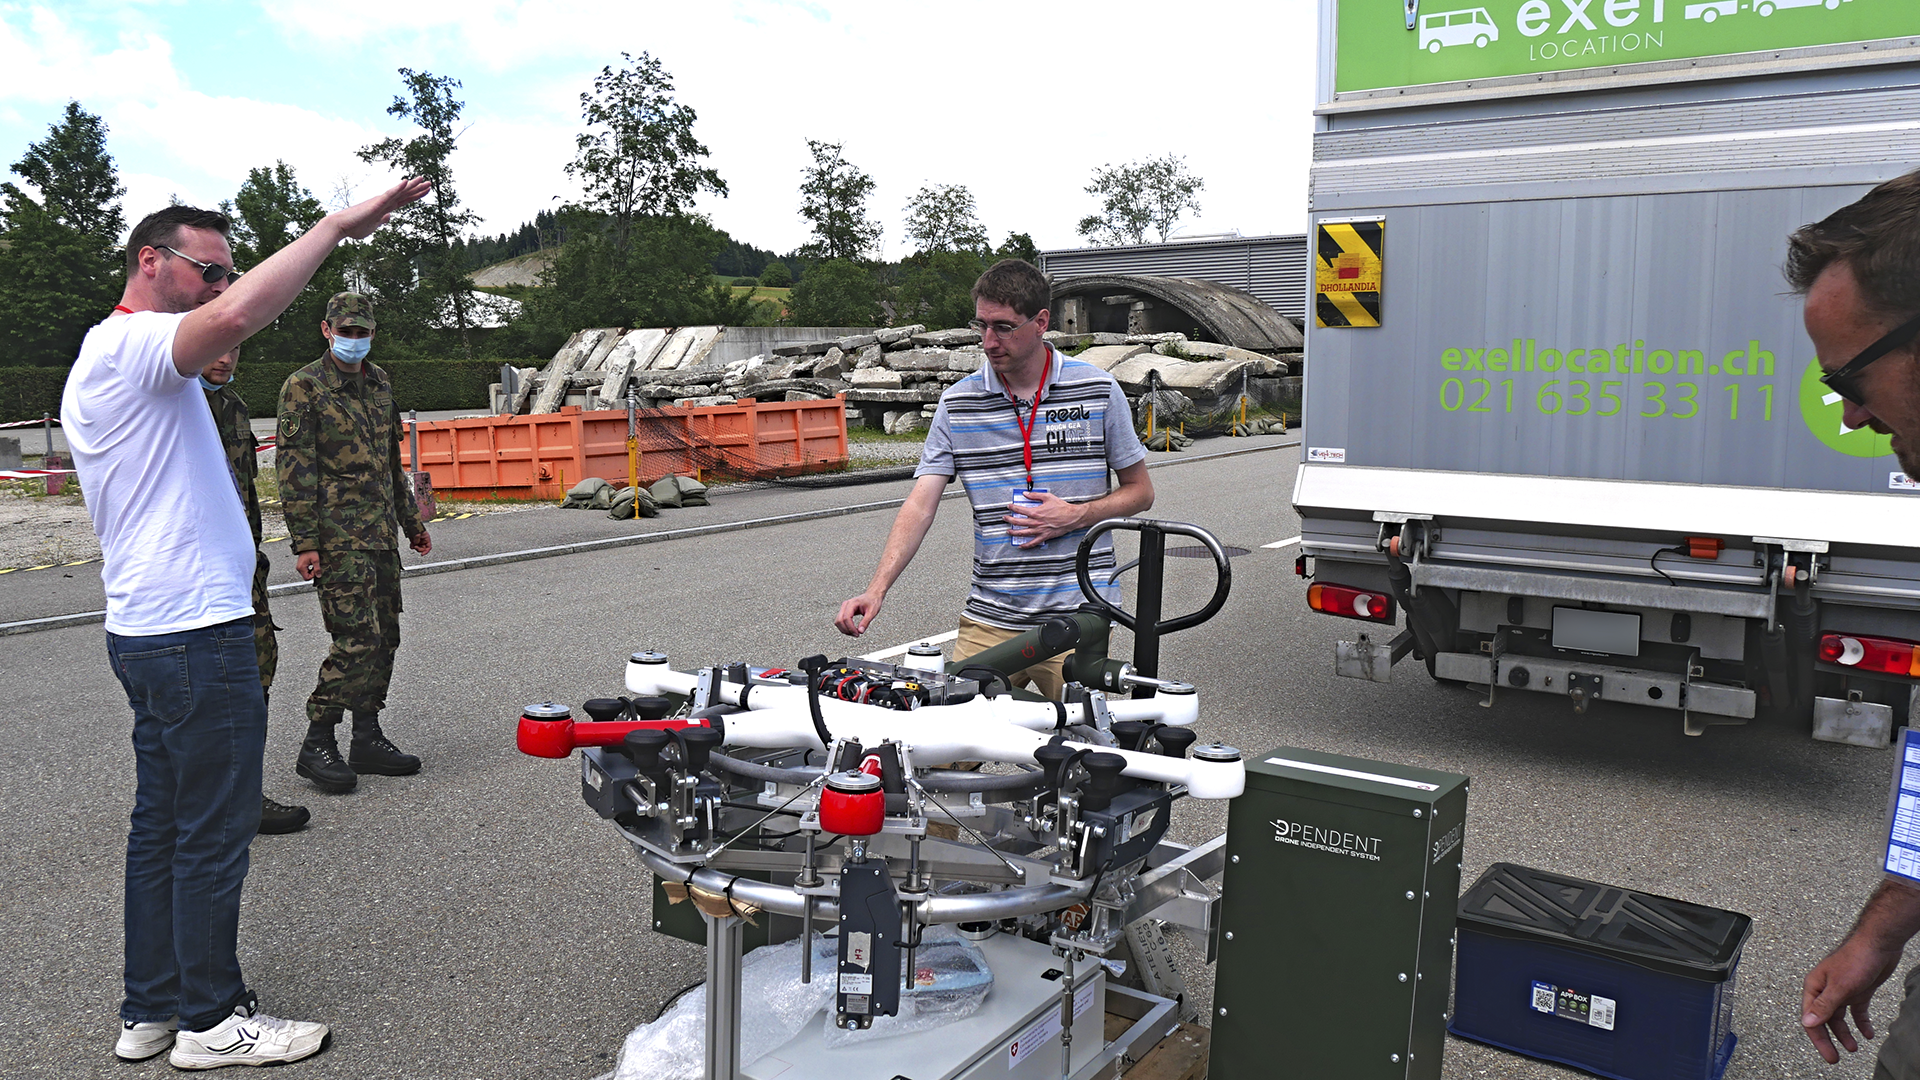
[62,178,427,1070]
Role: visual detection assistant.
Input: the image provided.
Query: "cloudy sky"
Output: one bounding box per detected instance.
[0,1,1318,261]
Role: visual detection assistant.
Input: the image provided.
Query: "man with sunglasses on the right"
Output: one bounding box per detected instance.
[1793,170,1920,1077]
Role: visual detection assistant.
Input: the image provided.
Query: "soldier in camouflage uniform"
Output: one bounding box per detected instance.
[201,345,310,832]
[276,293,432,793]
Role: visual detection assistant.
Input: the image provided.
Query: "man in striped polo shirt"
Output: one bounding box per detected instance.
[836,259,1153,697]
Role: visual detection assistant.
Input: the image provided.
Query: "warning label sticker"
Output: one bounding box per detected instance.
[1316,218,1384,329]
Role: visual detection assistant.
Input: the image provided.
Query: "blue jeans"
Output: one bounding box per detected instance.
[108,617,265,1032]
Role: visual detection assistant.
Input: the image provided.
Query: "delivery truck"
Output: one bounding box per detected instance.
[1294,0,1920,742]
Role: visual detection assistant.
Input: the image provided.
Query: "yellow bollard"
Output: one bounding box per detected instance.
[1147,402,1156,438]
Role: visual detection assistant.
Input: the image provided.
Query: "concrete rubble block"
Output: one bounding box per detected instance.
[876,325,924,347]
[577,329,626,374]
[1126,333,1188,346]
[884,348,959,372]
[592,327,670,409]
[1072,344,1153,372]
[931,370,969,385]
[850,368,904,389]
[674,395,738,408]
[813,347,846,382]
[1154,340,1278,370]
[638,383,716,399]
[1043,332,1092,349]
[883,410,931,435]
[844,387,944,405]
[772,342,812,357]
[911,328,982,348]
[509,366,540,414]
[651,325,723,371]
[853,344,884,369]
[1149,358,1269,399]
[947,348,985,373]
[532,328,610,413]
[0,437,19,470]
[1106,354,1195,394]
[1089,332,1130,345]
[834,333,879,352]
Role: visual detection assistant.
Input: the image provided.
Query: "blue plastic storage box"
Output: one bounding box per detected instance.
[1449,863,1752,1080]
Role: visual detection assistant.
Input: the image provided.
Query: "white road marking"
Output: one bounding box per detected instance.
[1262,536,1302,549]
[860,629,960,662]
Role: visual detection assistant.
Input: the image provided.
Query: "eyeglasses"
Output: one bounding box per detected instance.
[967,313,1041,337]
[159,245,240,285]
[1821,311,1920,406]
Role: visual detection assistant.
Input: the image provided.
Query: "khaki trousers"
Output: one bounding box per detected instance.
[953,615,1067,700]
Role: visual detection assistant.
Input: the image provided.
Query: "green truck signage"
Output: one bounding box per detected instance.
[1336,0,1919,93]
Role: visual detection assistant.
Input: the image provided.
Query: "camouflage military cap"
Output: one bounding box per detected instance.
[325,292,377,330]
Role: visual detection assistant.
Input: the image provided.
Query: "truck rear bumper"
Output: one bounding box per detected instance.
[1429,650,1755,723]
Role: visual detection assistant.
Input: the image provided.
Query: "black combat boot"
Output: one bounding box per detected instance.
[349,711,421,776]
[296,723,358,793]
[258,795,311,834]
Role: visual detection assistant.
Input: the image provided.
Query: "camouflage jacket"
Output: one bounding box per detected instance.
[276,356,424,554]
[204,383,272,616]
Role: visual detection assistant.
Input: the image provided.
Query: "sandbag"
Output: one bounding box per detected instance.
[561,476,612,509]
[648,474,709,509]
[609,486,658,519]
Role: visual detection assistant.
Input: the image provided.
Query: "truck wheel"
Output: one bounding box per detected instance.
[1475,34,1490,47]
[1427,40,1441,53]
[1703,8,1718,21]
[1757,2,1774,14]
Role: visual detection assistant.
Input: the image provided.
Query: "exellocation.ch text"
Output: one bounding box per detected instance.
[1434,339,1783,420]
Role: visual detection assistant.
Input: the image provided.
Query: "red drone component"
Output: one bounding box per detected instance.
[1307,582,1396,623]
[1818,633,1920,678]
[1685,536,1725,560]
[819,770,885,836]
[515,703,705,759]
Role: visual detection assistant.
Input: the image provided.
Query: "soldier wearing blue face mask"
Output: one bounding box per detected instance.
[276,292,432,795]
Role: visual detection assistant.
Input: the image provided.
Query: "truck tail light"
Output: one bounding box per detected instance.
[1307,582,1396,623]
[1817,633,1920,678]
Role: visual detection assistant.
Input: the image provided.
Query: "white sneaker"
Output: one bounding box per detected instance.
[114,1017,177,1061]
[167,998,329,1070]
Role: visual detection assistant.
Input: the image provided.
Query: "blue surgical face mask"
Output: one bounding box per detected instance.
[198,374,225,392]
[330,334,372,365]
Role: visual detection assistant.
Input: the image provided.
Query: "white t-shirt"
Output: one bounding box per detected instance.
[61,311,255,637]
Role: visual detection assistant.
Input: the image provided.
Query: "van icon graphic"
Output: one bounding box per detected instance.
[1419,7,1498,52]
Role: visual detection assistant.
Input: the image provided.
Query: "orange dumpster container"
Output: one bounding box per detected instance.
[412,397,850,500]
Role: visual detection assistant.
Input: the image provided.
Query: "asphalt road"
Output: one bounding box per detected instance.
[0,437,1900,1079]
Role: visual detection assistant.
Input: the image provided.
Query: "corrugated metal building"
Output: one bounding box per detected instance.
[1037,234,1310,325]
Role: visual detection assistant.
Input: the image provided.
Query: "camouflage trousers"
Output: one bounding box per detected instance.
[252,550,277,689]
[305,548,403,725]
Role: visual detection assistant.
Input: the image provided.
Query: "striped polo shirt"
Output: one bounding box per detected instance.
[916,344,1147,629]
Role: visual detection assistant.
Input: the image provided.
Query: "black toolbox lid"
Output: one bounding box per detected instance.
[1457,863,1752,982]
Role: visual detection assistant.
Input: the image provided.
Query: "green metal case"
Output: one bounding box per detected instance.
[1210,747,1469,1080]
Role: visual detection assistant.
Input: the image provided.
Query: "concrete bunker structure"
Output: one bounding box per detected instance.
[1049,275,1304,354]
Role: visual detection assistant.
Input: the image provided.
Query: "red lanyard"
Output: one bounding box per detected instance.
[1011,386,1045,491]
[113,305,134,314]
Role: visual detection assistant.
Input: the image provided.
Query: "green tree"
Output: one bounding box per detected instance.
[220,161,341,365]
[895,249,986,330]
[785,257,880,327]
[903,184,987,255]
[358,68,481,357]
[758,259,791,287]
[797,141,880,262]
[1075,154,1204,246]
[566,52,726,253]
[995,232,1039,264]
[0,101,125,366]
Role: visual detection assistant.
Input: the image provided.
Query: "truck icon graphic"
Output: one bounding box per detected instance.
[1756,0,1847,13]
[1419,7,1498,52]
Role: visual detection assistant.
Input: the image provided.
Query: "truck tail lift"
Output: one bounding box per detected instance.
[519,520,1246,1080]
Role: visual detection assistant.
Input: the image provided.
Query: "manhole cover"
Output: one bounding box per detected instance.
[1166,545,1250,559]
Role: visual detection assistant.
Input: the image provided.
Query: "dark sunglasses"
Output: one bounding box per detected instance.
[160,245,241,285]
[1822,311,1920,406]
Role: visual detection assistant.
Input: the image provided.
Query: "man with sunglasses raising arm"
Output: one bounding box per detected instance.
[835,259,1153,697]
[1791,170,1920,1076]
[61,178,429,1070]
